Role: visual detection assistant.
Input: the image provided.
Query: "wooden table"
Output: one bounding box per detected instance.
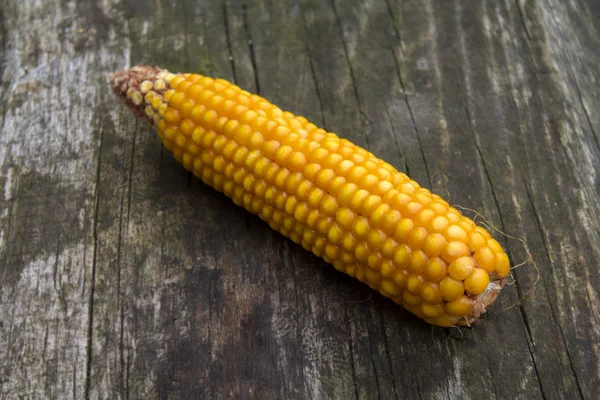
[1,0,598,398]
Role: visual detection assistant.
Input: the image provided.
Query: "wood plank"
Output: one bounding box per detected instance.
[0,0,598,399]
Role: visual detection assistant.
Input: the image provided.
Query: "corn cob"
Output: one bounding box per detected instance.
[110,65,509,327]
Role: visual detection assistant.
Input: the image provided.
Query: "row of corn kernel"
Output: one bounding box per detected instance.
[170,74,398,175]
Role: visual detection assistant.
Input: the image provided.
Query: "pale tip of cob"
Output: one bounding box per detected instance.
[460,277,506,326]
[109,65,170,122]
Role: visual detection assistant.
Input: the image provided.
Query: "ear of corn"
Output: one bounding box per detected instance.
[110,65,509,327]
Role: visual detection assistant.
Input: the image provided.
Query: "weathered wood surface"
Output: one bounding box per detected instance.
[1,0,599,398]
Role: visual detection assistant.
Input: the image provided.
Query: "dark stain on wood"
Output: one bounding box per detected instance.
[1,0,599,399]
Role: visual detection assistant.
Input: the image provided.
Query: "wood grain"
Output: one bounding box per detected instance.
[0,0,598,399]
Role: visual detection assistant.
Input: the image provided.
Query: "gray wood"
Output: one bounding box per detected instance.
[1,0,599,398]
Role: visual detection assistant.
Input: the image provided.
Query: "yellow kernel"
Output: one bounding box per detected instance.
[429,200,449,214]
[352,217,370,239]
[365,269,381,284]
[355,243,370,262]
[324,153,343,169]
[264,165,281,185]
[348,166,368,182]
[380,260,395,278]
[448,257,475,281]
[393,245,411,268]
[263,140,280,157]
[316,169,336,189]
[164,126,178,141]
[393,269,408,289]
[289,152,307,172]
[169,75,185,89]
[380,210,401,235]
[274,169,290,189]
[308,188,325,208]
[320,195,338,216]
[340,233,357,252]
[381,280,401,296]
[164,109,181,125]
[296,181,312,199]
[441,241,469,263]
[444,225,468,242]
[309,147,329,164]
[305,210,320,228]
[362,159,377,171]
[403,291,421,306]
[415,191,432,204]
[233,125,252,145]
[415,209,436,227]
[488,239,504,253]
[325,244,340,260]
[349,189,370,210]
[190,105,206,123]
[430,315,454,327]
[140,80,154,94]
[175,135,186,149]
[430,216,450,233]
[464,268,490,295]
[180,119,194,135]
[329,176,346,195]
[475,225,491,238]
[446,296,473,317]
[360,174,379,190]
[336,159,354,175]
[149,94,164,110]
[253,157,269,178]
[304,163,322,180]
[474,247,497,272]
[168,91,185,109]
[144,105,154,118]
[144,91,155,103]
[439,276,464,301]
[158,103,168,117]
[398,181,417,194]
[317,217,332,234]
[409,250,427,273]
[447,208,461,223]
[326,224,343,245]
[468,231,488,251]
[421,303,446,318]
[336,208,355,230]
[402,201,423,217]
[367,253,383,270]
[390,192,411,209]
[370,204,391,227]
[394,218,415,242]
[285,173,302,194]
[163,89,175,101]
[495,252,510,277]
[181,100,196,118]
[367,229,386,251]
[164,73,176,84]
[420,282,443,304]
[458,218,476,233]
[408,227,428,250]
[337,183,358,207]
[407,274,424,293]
[361,195,382,216]
[423,233,446,257]
[381,238,398,258]
[371,180,392,197]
